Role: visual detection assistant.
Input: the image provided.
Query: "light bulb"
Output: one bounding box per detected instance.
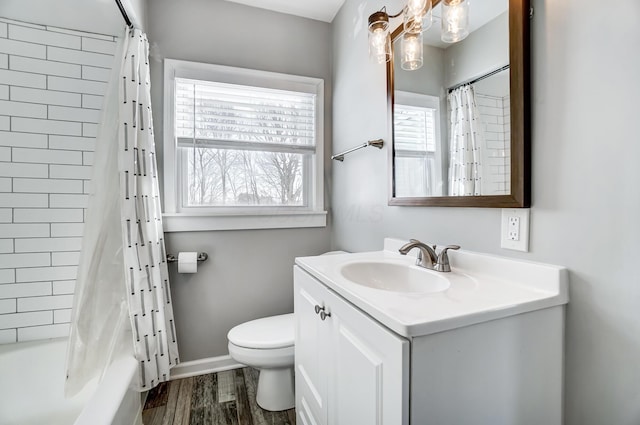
[401,31,423,71]
[368,11,391,64]
[404,0,432,33]
[369,28,391,64]
[441,0,469,43]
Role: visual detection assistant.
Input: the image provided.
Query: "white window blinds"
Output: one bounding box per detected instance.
[175,78,317,153]
[393,104,437,153]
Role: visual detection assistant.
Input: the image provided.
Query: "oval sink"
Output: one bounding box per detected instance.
[340,261,450,293]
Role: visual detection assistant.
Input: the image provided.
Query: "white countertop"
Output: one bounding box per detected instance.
[295,239,569,338]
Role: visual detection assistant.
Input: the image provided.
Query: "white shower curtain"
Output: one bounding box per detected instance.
[447,85,484,196]
[66,27,179,396]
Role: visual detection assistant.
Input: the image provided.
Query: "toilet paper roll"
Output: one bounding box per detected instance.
[177,252,198,273]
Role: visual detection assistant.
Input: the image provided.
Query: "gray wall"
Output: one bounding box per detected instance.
[332,1,640,425]
[127,0,148,31]
[443,11,509,87]
[147,0,332,361]
[394,43,445,95]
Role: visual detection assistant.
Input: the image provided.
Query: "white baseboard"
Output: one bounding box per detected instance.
[169,354,245,380]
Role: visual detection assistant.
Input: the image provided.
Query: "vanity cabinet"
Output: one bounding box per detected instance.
[294,255,565,425]
[294,266,409,425]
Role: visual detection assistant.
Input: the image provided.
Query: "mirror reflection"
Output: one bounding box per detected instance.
[392,0,510,198]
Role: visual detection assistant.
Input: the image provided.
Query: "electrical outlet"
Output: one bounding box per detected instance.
[508,216,520,240]
[501,209,530,251]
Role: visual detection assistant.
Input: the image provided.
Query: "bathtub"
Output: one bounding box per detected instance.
[0,338,142,425]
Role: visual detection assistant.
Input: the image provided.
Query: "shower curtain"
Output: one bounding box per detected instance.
[66,27,179,396]
[447,85,484,196]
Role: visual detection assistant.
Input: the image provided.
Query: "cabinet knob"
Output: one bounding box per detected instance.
[314,305,324,314]
[320,311,331,321]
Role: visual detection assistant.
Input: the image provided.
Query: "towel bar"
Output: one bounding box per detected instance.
[331,139,384,162]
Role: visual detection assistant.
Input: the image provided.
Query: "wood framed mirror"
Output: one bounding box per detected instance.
[388,0,530,207]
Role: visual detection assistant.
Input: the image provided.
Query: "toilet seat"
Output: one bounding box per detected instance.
[227,313,294,349]
[228,342,294,369]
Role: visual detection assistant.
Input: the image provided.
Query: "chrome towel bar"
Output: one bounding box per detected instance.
[331,139,384,162]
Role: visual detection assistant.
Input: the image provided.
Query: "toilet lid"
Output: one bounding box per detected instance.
[227,313,294,349]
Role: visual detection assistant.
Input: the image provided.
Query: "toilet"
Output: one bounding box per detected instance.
[227,313,295,411]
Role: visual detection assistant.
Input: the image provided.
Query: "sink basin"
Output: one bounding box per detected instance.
[340,261,450,293]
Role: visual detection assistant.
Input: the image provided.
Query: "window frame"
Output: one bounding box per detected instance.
[163,59,326,232]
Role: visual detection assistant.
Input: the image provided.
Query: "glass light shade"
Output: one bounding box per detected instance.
[441,0,469,43]
[368,12,391,64]
[401,31,423,71]
[404,0,433,33]
[406,0,427,15]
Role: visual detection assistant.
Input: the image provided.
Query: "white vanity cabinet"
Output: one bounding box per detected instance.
[294,266,409,425]
[294,241,567,425]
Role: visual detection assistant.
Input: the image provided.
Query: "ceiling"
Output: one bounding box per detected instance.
[222,0,347,23]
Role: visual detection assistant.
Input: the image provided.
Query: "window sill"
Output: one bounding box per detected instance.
[162,211,327,232]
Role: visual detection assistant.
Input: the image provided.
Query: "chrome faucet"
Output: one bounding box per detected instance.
[399,239,438,269]
[398,239,460,272]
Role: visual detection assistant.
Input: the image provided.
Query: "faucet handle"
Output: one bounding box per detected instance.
[435,245,460,272]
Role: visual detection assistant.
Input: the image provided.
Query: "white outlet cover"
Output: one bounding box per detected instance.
[508,216,520,240]
[501,209,530,251]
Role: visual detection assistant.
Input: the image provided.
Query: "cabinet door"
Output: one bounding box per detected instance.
[295,266,410,425]
[325,283,410,425]
[294,266,331,425]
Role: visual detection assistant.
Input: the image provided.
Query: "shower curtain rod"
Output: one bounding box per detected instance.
[448,64,510,93]
[115,0,134,29]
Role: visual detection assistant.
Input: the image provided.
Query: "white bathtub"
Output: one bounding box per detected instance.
[0,338,142,425]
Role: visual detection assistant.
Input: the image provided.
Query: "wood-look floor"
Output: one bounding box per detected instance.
[142,367,296,425]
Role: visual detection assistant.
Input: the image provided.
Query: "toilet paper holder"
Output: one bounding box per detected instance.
[166,252,209,263]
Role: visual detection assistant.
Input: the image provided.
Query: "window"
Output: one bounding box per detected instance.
[163,60,325,231]
[393,91,443,197]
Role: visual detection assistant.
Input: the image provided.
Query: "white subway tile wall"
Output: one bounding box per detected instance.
[0,17,116,343]
[477,93,511,195]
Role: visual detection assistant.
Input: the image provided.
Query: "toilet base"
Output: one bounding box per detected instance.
[256,367,295,411]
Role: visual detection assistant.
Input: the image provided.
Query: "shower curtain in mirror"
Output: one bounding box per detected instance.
[447,85,483,196]
[66,27,179,396]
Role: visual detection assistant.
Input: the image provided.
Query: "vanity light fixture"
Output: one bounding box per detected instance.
[368,1,431,70]
[368,0,470,71]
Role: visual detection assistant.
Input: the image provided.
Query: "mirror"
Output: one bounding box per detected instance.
[388,0,530,207]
